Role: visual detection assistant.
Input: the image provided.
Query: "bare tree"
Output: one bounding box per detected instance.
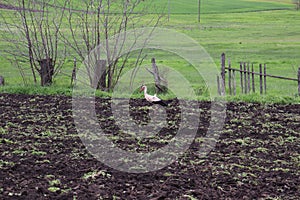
[0,0,67,86]
[61,0,163,91]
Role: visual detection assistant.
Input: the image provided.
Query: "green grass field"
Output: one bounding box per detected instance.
[145,0,293,14]
[0,0,299,102]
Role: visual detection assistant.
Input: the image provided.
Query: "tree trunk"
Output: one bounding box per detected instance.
[151,58,167,93]
[92,60,107,90]
[38,58,54,86]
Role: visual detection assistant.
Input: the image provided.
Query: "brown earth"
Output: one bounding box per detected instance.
[0,93,299,199]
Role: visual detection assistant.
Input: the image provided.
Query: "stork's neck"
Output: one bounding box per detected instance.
[143,86,147,95]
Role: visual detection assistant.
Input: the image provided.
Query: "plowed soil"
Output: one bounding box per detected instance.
[0,94,299,199]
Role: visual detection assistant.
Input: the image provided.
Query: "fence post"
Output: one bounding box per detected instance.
[71,57,76,86]
[251,64,255,93]
[298,67,300,95]
[244,63,247,94]
[264,64,267,94]
[247,63,251,93]
[240,63,244,94]
[217,75,221,95]
[233,70,236,96]
[221,53,226,92]
[259,64,263,95]
[228,59,232,95]
[0,75,4,86]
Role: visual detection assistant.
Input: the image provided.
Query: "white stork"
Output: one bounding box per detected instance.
[140,85,169,106]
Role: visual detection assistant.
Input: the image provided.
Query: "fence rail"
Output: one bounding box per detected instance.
[218,53,300,96]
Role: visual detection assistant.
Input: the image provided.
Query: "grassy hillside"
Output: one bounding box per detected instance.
[142,0,293,14]
[0,0,299,102]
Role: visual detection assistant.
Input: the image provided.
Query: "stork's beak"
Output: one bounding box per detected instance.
[140,87,144,92]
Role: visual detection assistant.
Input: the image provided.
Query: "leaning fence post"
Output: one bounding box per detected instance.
[259,64,263,95]
[217,75,221,95]
[298,67,300,95]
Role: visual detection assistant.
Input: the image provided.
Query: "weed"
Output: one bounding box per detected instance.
[182,194,198,200]
[82,170,111,180]
[49,179,61,186]
[0,127,7,135]
[31,150,47,156]
[163,172,173,177]
[35,159,51,164]
[0,159,15,168]
[41,130,54,137]
[12,149,27,156]
[234,138,249,146]
[45,174,55,179]
[255,147,269,153]
[48,186,60,193]
[0,138,15,144]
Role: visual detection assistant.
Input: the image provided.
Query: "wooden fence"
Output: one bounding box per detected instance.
[218,53,300,96]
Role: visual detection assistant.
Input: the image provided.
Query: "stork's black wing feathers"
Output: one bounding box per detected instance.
[152,100,168,106]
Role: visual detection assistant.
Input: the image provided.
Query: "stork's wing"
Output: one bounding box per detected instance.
[151,95,161,102]
[145,94,161,102]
